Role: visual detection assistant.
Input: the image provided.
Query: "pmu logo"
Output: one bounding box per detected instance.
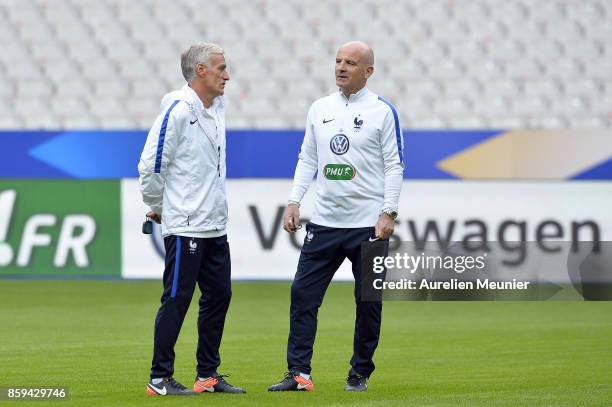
[0,190,96,267]
[330,134,349,155]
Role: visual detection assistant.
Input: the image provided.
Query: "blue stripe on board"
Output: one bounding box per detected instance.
[571,158,612,180]
[2,130,610,180]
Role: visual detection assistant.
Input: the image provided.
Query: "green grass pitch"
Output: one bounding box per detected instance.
[0,280,611,406]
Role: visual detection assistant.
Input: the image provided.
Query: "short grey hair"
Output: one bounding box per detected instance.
[181,43,225,82]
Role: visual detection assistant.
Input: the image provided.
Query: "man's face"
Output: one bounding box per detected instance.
[335,46,372,95]
[199,53,230,97]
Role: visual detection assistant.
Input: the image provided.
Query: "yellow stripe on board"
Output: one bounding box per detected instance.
[438,130,612,179]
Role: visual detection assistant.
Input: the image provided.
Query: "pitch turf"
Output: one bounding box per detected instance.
[0,281,611,406]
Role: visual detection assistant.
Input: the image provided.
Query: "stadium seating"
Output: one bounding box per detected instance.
[0,0,609,129]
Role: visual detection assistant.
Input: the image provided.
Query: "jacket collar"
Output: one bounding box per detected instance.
[183,84,225,111]
[338,86,369,103]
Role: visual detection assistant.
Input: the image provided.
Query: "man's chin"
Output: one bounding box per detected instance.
[336,82,350,91]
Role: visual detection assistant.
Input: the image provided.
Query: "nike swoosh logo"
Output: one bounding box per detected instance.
[149,385,167,395]
[195,378,217,392]
[368,237,380,241]
[190,119,198,125]
[323,118,335,124]
[297,382,309,390]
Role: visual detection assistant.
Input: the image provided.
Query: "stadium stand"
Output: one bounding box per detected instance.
[0,0,610,129]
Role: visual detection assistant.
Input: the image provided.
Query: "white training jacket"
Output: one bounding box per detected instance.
[289,87,404,228]
[138,84,228,238]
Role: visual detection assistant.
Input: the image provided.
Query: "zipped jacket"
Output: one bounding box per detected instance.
[138,85,228,237]
[289,87,404,228]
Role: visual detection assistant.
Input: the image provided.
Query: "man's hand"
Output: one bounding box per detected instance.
[374,213,395,240]
[147,211,161,224]
[283,203,301,233]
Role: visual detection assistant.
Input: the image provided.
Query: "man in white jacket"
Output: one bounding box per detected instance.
[139,43,245,396]
[268,41,404,393]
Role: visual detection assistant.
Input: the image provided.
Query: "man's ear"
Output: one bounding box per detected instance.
[365,65,374,79]
[196,63,207,78]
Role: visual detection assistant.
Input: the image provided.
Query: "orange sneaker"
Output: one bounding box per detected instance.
[268,371,314,392]
[194,373,246,394]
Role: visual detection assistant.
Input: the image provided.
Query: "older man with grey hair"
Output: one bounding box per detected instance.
[139,43,245,396]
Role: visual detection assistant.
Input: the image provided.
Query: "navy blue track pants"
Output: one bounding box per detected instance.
[287,222,386,377]
[150,234,231,379]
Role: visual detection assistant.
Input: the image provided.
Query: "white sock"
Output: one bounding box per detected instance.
[151,378,163,385]
[299,372,311,380]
